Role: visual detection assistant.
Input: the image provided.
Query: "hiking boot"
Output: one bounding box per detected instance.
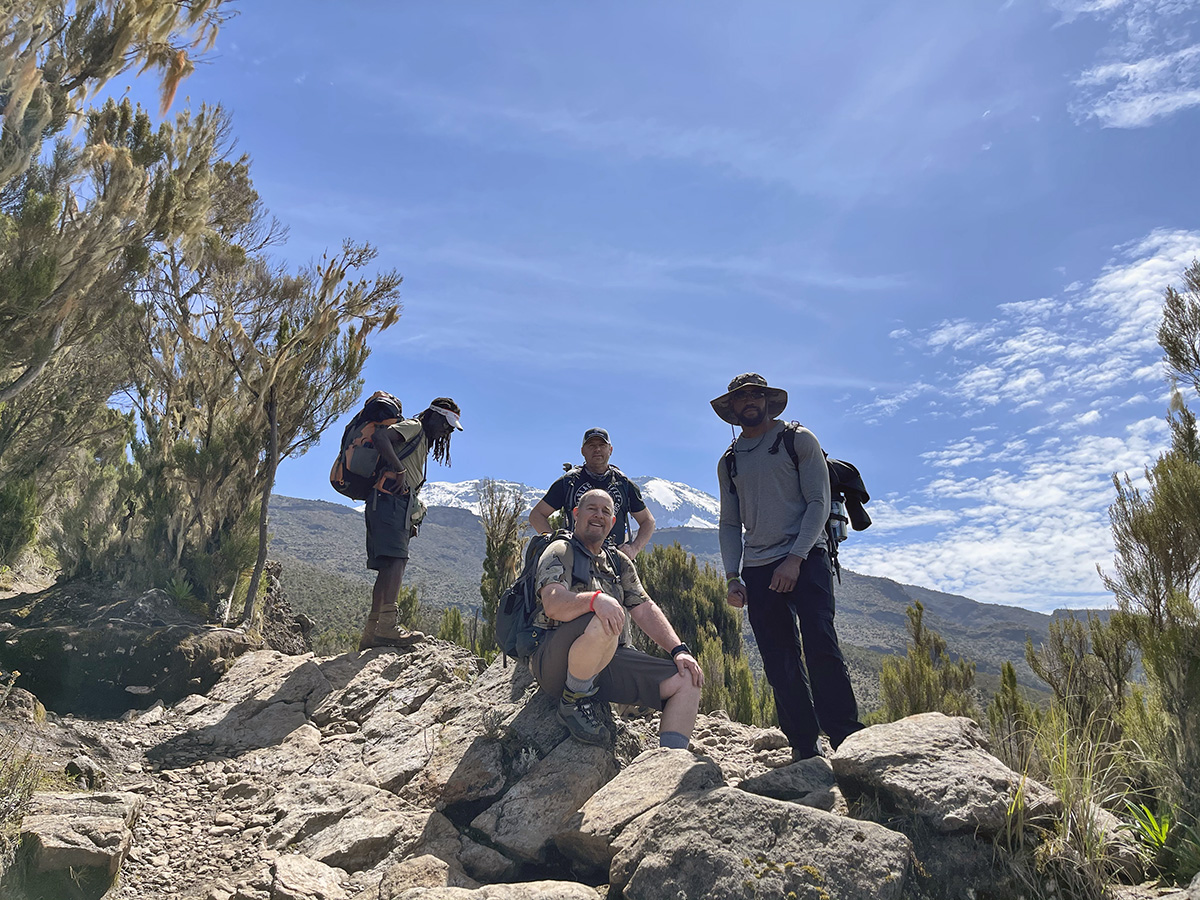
[358,616,379,652]
[369,624,425,648]
[557,694,610,746]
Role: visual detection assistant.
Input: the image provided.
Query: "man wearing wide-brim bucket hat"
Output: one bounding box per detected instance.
[712,373,864,760]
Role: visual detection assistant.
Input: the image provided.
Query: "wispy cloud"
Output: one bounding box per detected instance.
[852,229,1200,610]
[1064,0,1200,127]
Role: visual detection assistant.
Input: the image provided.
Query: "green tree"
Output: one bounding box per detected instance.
[986,661,1039,772]
[636,542,776,725]
[478,478,526,657]
[877,601,977,722]
[1099,257,1200,827]
[110,123,399,613]
[0,477,37,566]
[217,241,401,625]
[396,584,419,629]
[1025,612,1130,746]
[0,0,230,185]
[438,606,466,647]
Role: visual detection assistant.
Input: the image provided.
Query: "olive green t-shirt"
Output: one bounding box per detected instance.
[382,418,428,530]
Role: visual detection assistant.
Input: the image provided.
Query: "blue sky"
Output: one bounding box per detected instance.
[126,1,1200,612]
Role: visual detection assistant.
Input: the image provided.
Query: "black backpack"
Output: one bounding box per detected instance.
[557,464,633,544]
[722,421,871,579]
[495,530,624,661]
[329,392,410,501]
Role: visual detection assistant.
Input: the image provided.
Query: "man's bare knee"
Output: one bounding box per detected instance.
[581,614,620,647]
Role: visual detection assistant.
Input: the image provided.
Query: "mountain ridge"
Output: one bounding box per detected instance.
[421,475,721,529]
[267,494,1077,699]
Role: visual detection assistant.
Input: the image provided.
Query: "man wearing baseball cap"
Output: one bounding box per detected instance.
[712,373,863,759]
[529,427,655,557]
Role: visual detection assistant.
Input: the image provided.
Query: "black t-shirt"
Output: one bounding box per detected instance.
[541,466,646,546]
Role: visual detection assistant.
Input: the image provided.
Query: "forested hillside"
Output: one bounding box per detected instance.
[266,493,1058,710]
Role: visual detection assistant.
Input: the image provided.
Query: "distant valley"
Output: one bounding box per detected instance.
[267,489,1083,709]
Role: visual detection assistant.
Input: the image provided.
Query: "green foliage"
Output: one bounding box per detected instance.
[478,479,526,656]
[635,542,775,726]
[397,584,420,629]
[438,606,467,647]
[987,661,1041,772]
[0,475,38,566]
[875,601,977,723]
[1102,393,1200,815]
[0,671,40,869]
[1125,800,1170,863]
[163,576,197,607]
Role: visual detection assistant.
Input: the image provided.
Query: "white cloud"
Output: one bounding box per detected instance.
[852,232,1196,610]
[1065,1,1200,127]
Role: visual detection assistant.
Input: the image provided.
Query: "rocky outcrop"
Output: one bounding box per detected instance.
[832,712,1061,836]
[0,636,1171,900]
[0,570,316,717]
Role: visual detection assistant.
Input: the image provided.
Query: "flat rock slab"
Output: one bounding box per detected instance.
[611,786,911,900]
[556,748,724,871]
[736,756,836,807]
[471,740,617,863]
[20,790,143,874]
[387,882,601,899]
[832,712,1061,836]
[271,853,350,900]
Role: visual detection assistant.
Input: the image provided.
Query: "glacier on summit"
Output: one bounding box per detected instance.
[421,476,720,529]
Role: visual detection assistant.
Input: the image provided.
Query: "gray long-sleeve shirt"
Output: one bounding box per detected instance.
[718,419,831,575]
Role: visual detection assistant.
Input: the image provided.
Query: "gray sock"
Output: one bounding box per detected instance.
[659,731,689,749]
[564,672,595,696]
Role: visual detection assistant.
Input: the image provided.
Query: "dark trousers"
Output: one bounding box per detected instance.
[743,548,863,755]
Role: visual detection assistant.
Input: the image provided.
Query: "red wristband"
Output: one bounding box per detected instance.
[589,590,601,612]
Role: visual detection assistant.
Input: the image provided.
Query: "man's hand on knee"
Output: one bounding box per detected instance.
[673,651,704,687]
[591,593,625,636]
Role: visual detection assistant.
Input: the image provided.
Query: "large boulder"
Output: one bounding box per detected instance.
[384,883,601,899]
[0,580,257,717]
[610,786,911,900]
[262,777,460,872]
[555,748,724,872]
[3,791,143,900]
[470,740,617,863]
[832,712,1061,836]
[831,713,1066,900]
[736,756,838,809]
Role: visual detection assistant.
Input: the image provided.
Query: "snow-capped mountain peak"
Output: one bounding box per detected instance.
[420,476,719,529]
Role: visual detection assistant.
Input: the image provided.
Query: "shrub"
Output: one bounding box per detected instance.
[0,478,38,568]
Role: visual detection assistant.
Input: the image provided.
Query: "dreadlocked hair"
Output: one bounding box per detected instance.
[420,397,460,467]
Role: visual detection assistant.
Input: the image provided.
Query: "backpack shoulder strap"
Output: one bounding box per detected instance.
[721,437,739,493]
[776,420,801,468]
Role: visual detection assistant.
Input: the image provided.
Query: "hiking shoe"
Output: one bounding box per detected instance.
[557,695,610,746]
[358,625,377,652]
[367,626,425,649]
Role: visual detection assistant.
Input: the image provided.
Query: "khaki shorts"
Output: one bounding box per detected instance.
[531,613,678,710]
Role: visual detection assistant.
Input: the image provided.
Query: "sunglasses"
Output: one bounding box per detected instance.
[733,388,767,400]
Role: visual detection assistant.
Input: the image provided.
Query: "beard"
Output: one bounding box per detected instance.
[736,406,765,426]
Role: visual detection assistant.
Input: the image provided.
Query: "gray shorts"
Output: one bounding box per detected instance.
[530,613,678,710]
[365,491,410,570]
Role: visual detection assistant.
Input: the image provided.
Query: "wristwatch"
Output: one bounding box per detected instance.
[670,643,691,659]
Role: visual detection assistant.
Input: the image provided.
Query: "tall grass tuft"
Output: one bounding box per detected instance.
[0,734,40,871]
[996,704,1159,900]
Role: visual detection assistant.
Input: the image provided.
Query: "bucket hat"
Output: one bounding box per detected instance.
[710,373,788,425]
